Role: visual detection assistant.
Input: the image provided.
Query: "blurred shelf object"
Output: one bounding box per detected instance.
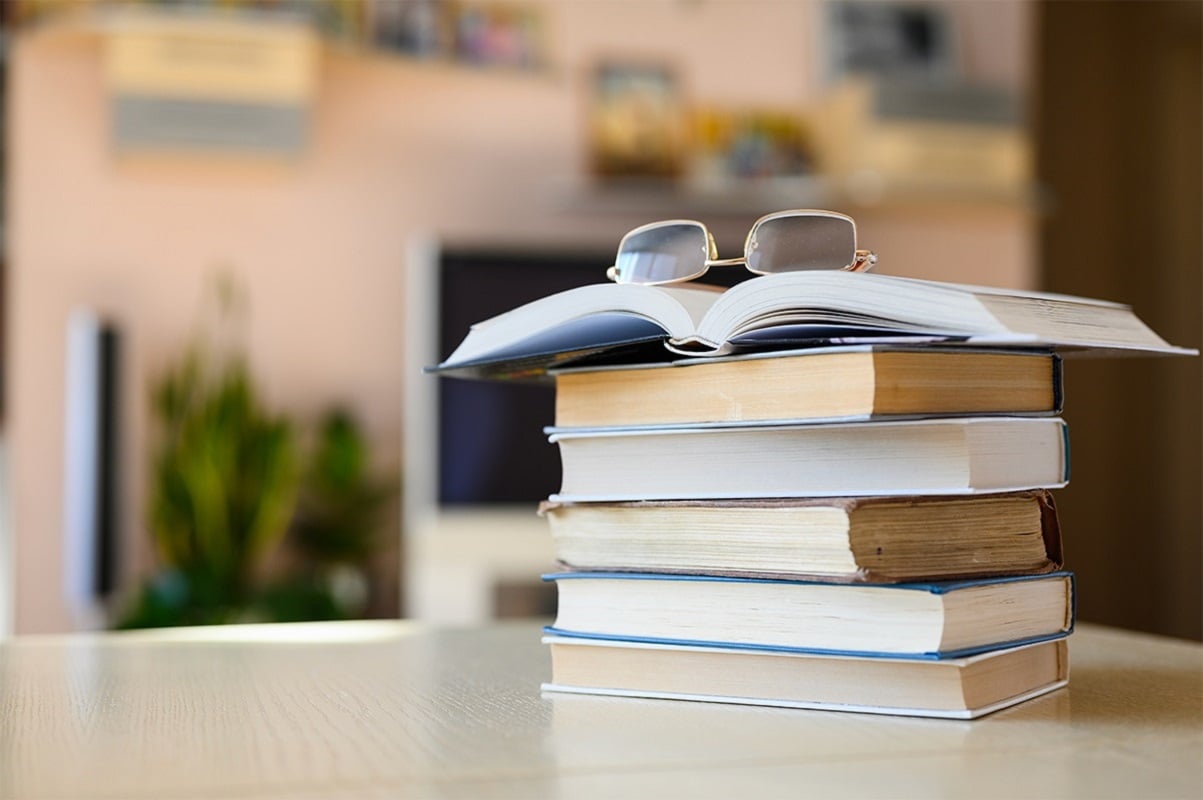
[552,173,1042,219]
[809,78,1034,209]
[100,9,320,158]
[370,0,547,72]
[11,0,549,73]
[11,0,355,42]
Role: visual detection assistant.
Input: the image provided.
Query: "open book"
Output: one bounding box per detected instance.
[432,270,1193,378]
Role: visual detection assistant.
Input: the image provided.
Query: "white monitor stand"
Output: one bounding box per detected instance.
[401,236,556,624]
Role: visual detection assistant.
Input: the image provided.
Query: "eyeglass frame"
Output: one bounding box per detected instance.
[605,208,878,286]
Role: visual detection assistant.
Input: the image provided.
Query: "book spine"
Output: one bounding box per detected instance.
[1037,490,1065,571]
[1051,352,1065,414]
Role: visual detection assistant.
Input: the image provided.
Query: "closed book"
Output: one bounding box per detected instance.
[548,417,1069,502]
[554,348,1062,428]
[541,490,1063,583]
[545,572,1075,659]
[543,636,1069,720]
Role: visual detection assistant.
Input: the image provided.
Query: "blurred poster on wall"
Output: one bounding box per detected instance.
[587,61,687,181]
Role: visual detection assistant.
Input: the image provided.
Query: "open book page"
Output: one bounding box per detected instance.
[442,283,721,366]
[974,293,1173,350]
[685,272,1009,350]
[679,271,1190,355]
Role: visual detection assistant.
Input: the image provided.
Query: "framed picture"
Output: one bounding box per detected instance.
[692,108,816,182]
[587,61,687,180]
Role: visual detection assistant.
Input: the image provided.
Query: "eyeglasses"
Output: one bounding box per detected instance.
[605,209,877,286]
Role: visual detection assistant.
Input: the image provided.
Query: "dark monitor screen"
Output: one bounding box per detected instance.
[435,247,750,506]
[436,249,610,505]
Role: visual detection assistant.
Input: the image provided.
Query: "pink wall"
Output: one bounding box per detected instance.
[7,3,1035,633]
[6,25,608,633]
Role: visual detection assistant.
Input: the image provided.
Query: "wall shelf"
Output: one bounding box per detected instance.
[552,174,1043,219]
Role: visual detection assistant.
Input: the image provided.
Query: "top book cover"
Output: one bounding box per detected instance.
[552,347,1063,428]
[431,270,1195,380]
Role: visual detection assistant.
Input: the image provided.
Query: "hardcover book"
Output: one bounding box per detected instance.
[541,490,1063,582]
[548,417,1070,502]
[545,571,1076,659]
[543,636,1069,720]
[553,347,1063,428]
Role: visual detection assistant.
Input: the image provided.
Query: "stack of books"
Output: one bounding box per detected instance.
[539,348,1073,719]
[433,269,1192,719]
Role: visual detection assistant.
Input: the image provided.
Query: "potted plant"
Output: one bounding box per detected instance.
[118,346,300,628]
[273,409,393,619]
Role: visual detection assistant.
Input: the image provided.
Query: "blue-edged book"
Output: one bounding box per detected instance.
[544,571,1075,660]
[541,635,1070,720]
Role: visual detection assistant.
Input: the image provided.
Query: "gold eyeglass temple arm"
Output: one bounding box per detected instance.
[852,250,878,272]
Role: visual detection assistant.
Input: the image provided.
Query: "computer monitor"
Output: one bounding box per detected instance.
[402,237,611,621]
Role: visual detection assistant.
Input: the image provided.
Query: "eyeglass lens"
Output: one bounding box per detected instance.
[746,214,857,273]
[615,222,709,284]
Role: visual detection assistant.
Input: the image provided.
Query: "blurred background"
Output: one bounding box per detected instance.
[0,1,1197,639]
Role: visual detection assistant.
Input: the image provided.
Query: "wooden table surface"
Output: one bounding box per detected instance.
[0,620,1199,799]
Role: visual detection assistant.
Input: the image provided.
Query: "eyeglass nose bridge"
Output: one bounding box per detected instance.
[706,250,876,275]
[703,229,747,269]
